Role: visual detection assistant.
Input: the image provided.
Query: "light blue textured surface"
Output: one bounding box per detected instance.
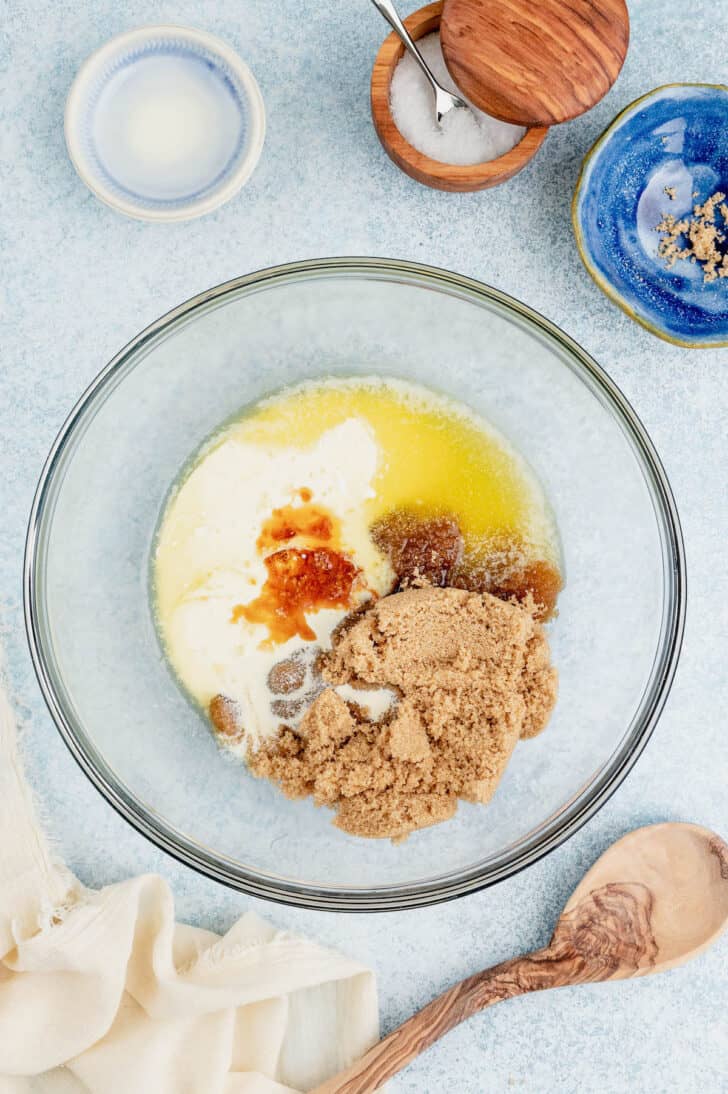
[2,2,727,1091]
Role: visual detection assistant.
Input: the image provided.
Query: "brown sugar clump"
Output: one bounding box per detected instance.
[249,586,557,840]
[453,555,562,622]
[267,653,307,695]
[655,191,728,283]
[489,560,563,623]
[209,694,243,738]
[371,511,464,588]
[372,509,562,620]
[270,697,304,721]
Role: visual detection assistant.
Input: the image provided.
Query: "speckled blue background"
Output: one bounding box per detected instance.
[2,2,727,1090]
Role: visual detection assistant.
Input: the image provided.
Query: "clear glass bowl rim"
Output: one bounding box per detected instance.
[24,257,686,912]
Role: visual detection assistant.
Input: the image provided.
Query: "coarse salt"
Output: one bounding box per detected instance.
[390,33,526,166]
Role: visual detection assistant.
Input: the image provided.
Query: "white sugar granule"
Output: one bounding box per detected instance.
[390,33,526,166]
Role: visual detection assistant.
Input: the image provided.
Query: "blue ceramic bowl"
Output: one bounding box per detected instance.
[65,26,265,222]
[573,84,728,348]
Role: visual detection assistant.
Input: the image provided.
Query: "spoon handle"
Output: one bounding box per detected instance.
[369,0,440,98]
[312,953,549,1094]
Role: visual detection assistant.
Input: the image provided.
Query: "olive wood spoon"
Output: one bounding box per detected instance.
[313,823,728,1094]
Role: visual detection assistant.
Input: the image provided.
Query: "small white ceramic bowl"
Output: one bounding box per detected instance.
[65,25,266,222]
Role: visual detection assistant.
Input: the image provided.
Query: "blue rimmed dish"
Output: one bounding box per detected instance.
[573,84,728,348]
[65,25,266,222]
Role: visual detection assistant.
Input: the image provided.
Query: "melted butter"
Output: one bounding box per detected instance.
[236,377,558,566]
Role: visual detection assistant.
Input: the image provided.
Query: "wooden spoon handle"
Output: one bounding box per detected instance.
[312,953,551,1094]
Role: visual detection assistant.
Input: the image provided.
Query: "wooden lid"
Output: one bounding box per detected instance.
[440,0,630,127]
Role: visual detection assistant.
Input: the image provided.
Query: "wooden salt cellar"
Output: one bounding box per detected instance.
[371,0,630,192]
[370,1,547,192]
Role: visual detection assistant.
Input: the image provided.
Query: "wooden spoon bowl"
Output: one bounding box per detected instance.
[370,1,548,192]
[315,823,728,1092]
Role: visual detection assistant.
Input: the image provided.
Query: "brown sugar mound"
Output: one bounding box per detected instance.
[249,586,557,840]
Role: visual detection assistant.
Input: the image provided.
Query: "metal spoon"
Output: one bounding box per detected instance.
[369,0,468,125]
[314,823,728,1093]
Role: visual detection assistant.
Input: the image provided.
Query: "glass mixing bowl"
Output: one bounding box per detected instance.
[25,259,685,910]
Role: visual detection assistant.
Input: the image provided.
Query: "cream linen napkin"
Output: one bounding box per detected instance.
[0,668,379,1093]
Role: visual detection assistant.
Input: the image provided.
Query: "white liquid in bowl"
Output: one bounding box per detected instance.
[92,55,245,200]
